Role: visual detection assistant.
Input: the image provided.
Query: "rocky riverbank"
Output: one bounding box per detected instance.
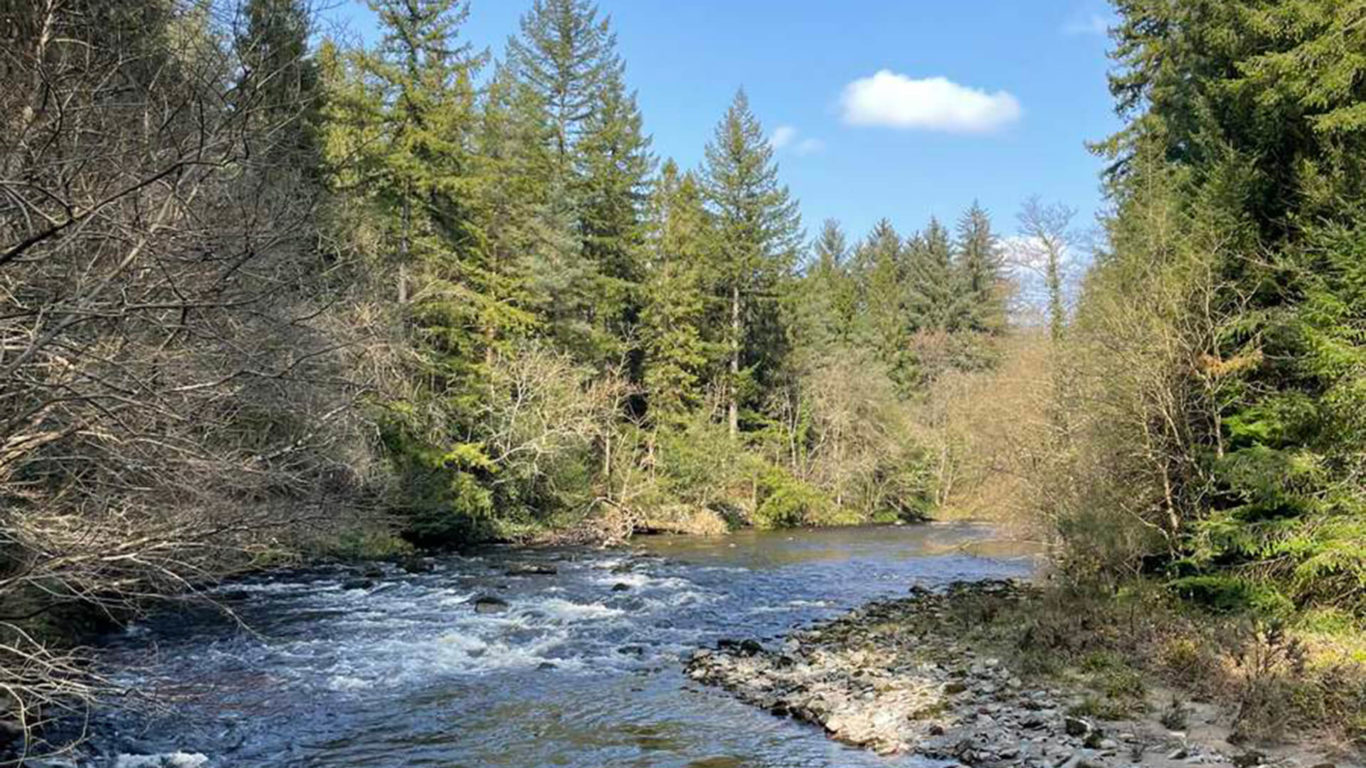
[685,581,1340,768]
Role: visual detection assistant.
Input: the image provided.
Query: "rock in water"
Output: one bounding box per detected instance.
[505,563,558,576]
[472,595,510,614]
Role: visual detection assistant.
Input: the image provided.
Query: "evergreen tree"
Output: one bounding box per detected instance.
[953,202,1007,334]
[331,0,501,540]
[642,160,717,425]
[467,62,549,358]
[905,217,956,333]
[856,219,907,363]
[574,67,654,368]
[701,90,803,438]
[507,0,622,168]
[363,0,483,307]
[795,219,853,352]
[236,0,320,167]
[1082,0,1366,613]
[507,0,648,368]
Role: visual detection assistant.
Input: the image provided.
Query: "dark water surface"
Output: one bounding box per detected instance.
[87,523,1038,767]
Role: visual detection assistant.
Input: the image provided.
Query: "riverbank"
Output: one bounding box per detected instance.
[686,580,1363,768]
[10,523,1037,767]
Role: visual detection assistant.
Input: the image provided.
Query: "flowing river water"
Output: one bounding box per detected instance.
[83,523,1038,768]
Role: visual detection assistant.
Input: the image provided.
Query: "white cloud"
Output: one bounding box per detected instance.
[840,70,1022,133]
[770,125,798,150]
[770,125,824,155]
[1062,13,1109,36]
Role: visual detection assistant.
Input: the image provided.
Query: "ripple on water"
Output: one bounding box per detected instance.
[83,523,1039,768]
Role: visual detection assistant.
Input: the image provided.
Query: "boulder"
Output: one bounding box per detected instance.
[1063,716,1092,737]
[472,595,510,614]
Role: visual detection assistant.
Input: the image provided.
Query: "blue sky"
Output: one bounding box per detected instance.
[323,0,1121,245]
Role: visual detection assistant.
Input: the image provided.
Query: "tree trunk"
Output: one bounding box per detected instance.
[398,195,410,304]
[729,283,740,439]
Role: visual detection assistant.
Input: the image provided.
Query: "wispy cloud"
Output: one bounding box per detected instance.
[1065,12,1109,36]
[839,70,1021,134]
[770,125,825,155]
[770,125,798,149]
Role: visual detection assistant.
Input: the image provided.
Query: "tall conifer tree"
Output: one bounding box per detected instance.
[700,90,803,438]
[642,160,716,425]
[953,202,1007,334]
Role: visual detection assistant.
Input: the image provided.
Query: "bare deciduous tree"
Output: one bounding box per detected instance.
[0,1,377,756]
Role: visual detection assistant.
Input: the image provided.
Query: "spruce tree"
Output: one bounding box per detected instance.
[798,219,854,351]
[467,62,549,359]
[905,217,956,333]
[507,0,648,369]
[857,219,907,363]
[642,160,716,425]
[953,202,1007,334]
[574,68,654,367]
[700,90,803,438]
[507,0,622,167]
[364,0,483,308]
[236,0,320,168]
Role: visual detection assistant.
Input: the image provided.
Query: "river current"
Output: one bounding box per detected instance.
[84,523,1037,767]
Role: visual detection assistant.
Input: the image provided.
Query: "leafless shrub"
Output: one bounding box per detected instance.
[0,0,379,754]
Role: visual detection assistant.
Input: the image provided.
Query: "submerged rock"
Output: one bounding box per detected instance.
[506,563,558,576]
[472,595,510,614]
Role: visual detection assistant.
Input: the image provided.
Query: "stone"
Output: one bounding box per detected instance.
[611,582,632,591]
[399,557,433,574]
[341,578,373,590]
[506,563,558,576]
[1232,752,1265,768]
[1063,716,1092,737]
[472,595,509,613]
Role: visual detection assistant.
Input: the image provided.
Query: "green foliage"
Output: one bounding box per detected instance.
[953,202,1009,335]
[701,89,804,437]
[1052,0,1366,618]
[315,0,1016,546]
[753,468,834,529]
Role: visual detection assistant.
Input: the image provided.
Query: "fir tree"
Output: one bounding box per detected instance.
[953,202,1007,334]
[701,90,803,438]
[642,160,716,425]
[574,67,654,368]
[507,0,622,167]
[857,219,907,363]
[797,219,854,352]
[236,0,320,168]
[905,217,956,333]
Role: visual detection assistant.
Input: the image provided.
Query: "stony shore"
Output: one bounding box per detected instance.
[685,581,1341,768]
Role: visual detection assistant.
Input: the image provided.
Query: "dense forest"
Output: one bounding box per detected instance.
[1,0,1363,755]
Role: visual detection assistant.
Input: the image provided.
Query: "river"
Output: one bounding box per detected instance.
[82,523,1038,767]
